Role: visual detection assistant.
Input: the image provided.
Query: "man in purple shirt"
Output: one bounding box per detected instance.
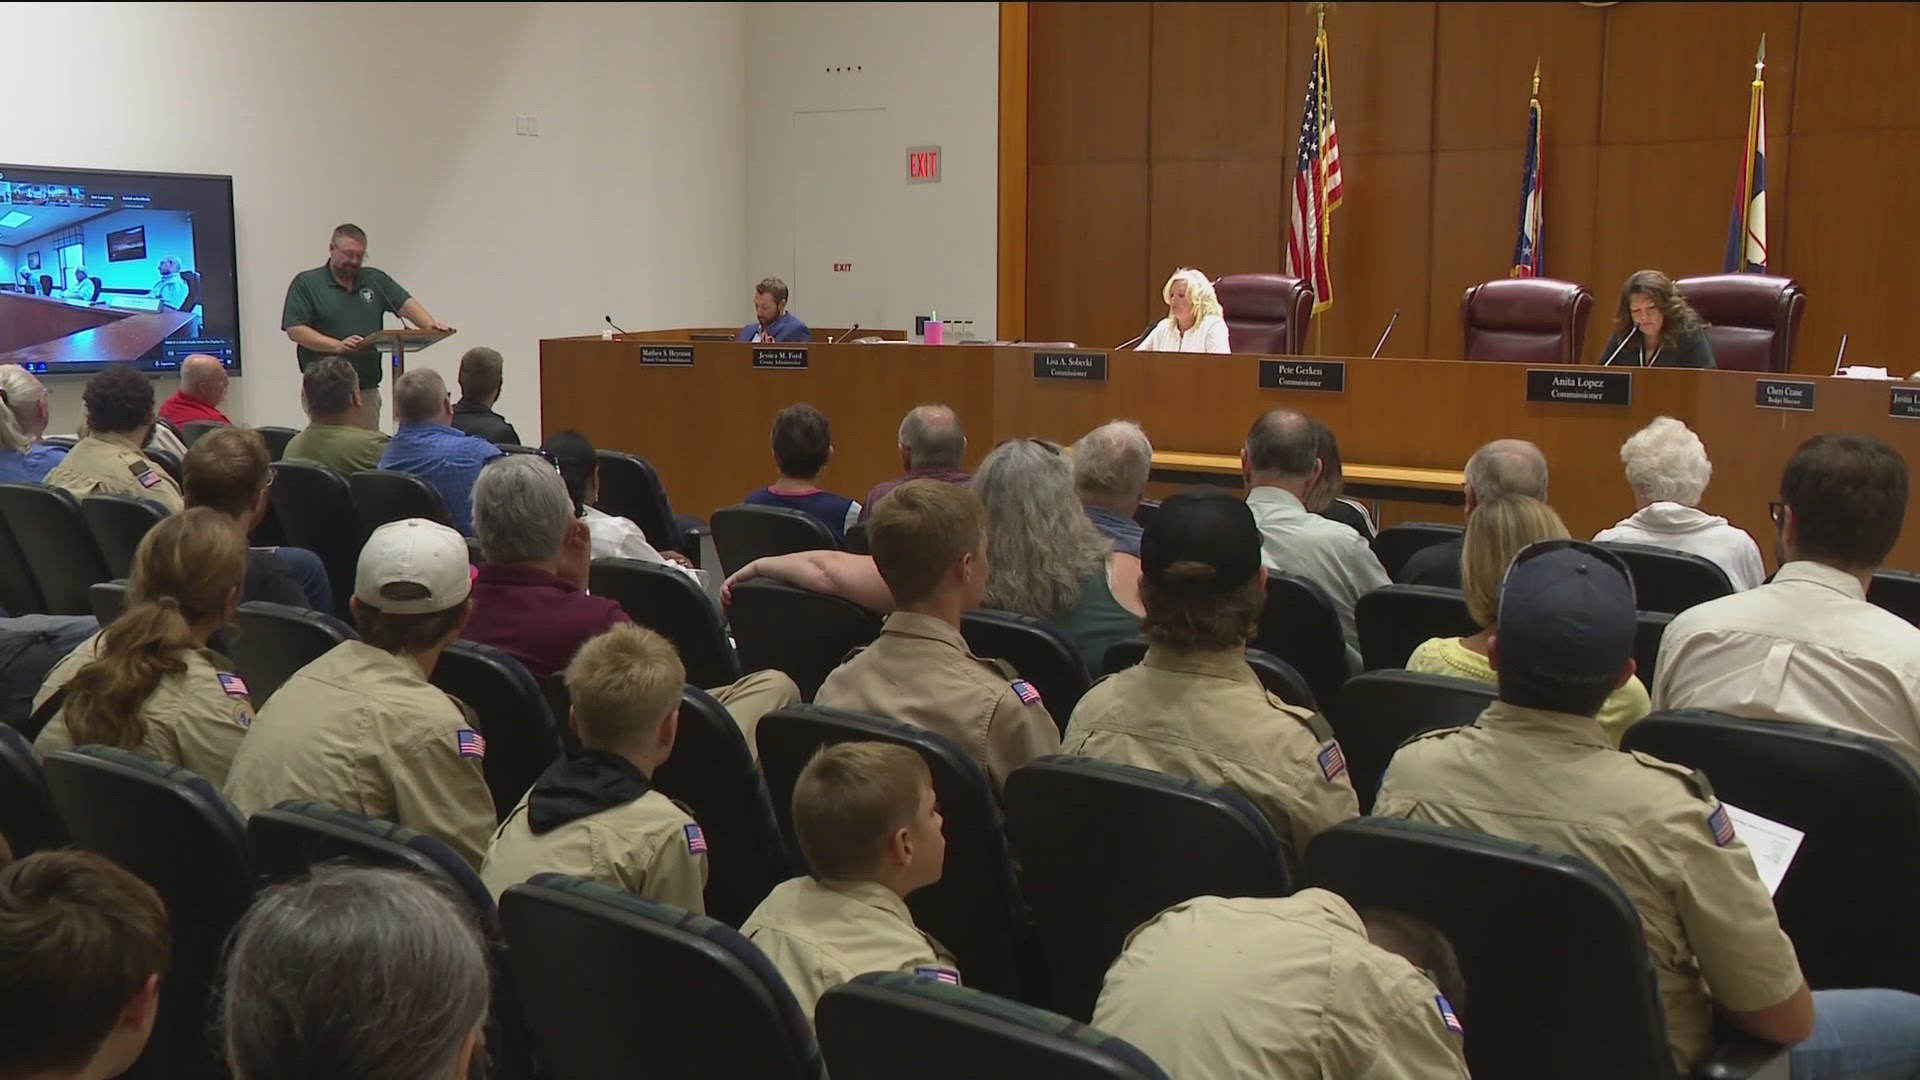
[736,277,810,343]
[859,403,971,521]
[378,367,502,536]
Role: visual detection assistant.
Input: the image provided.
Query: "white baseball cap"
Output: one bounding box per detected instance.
[354,518,473,614]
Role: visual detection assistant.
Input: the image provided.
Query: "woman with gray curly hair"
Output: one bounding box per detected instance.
[1594,416,1764,590]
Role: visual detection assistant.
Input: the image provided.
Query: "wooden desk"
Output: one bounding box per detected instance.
[0,292,192,365]
[1149,450,1466,506]
[608,327,907,344]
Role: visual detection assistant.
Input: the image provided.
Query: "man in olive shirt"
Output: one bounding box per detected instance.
[281,223,450,431]
[282,357,389,475]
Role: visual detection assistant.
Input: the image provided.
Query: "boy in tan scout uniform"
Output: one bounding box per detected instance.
[225,518,495,866]
[743,742,956,1021]
[481,623,708,910]
[44,364,183,512]
[1064,487,1357,873]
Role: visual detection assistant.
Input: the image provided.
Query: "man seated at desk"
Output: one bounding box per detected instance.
[149,257,189,311]
[737,277,809,343]
[64,268,98,304]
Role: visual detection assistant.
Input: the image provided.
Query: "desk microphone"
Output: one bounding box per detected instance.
[1368,308,1401,359]
[1115,321,1158,350]
[1832,334,1849,376]
[1600,332,1636,367]
[832,323,862,344]
[604,315,630,335]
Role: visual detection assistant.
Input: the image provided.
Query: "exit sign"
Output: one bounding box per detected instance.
[907,145,941,184]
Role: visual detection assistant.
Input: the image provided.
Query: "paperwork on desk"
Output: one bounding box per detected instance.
[1723,803,1804,897]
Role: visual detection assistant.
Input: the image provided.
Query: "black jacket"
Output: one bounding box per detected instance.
[1596,327,1716,369]
[451,399,522,445]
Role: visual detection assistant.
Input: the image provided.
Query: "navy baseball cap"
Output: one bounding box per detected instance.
[1497,540,1638,695]
[1140,487,1263,593]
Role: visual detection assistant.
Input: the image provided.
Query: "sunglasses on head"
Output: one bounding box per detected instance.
[1501,538,1638,600]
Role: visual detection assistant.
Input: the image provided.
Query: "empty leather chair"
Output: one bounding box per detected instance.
[0,725,65,857]
[1623,710,1920,995]
[588,557,742,689]
[1250,572,1349,711]
[1355,584,1480,671]
[596,449,688,555]
[42,747,254,1080]
[1002,756,1289,1020]
[228,601,356,708]
[1674,274,1805,373]
[81,493,168,580]
[1333,670,1496,812]
[1869,569,1920,628]
[1635,610,1674,688]
[269,461,362,614]
[1371,522,1464,580]
[711,504,837,576]
[254,425,298,462]
[1459,277,1593,365]
[89,579,129,625]
[960,608,1092,729]
[351,468,454,534]
[501,874,827,1080]
[431,640,564,820]
[0,483,113,615]
[0,506,46,615]
[1597,541,1734,615]
[180,419,225,447]
[727,578,883,700]
[817,971,1171,1080]
[756,704,1036,999]
[1101,638,1317,710]
[1215,273,1314,355]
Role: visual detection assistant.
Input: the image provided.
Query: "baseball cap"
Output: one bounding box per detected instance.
[1140,487,1263,593]
[354,518,473,614]
[1496,540,1637,695]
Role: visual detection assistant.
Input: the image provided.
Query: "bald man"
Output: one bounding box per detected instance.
[859,403,970,520]
[158,354,234,428]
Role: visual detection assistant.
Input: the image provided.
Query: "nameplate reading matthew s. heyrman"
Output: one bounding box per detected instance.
[1258,359,1346,393]
[1754,379,1815,412]
[1893,386,1920,420]
[1033,351,1109,381]
[640,345,695,367]
[1526,368,1632,406]
[751,346,809,370]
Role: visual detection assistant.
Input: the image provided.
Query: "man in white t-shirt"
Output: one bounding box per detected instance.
[543,431,703,585]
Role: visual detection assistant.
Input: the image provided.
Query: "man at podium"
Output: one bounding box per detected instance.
[282,223,451,430]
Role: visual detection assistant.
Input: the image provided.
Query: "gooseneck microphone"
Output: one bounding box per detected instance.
[1368,308,1401,359]
[604,315,630,335]
[1600,331,1637,367]
[832,324,862,344]
[1116,320,1159,350]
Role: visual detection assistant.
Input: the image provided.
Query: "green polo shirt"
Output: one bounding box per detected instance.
[281,264,411,388]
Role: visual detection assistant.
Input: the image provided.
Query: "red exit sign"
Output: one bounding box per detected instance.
[907,145,941,184]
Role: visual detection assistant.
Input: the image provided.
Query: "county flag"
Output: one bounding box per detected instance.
[1511,86,1544,277]
[1723,43,1768,273]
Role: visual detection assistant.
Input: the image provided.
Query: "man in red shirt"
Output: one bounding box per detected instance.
[158,354,233,427]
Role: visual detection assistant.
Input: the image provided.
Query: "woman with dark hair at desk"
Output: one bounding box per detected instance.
[1596,270,1716,368]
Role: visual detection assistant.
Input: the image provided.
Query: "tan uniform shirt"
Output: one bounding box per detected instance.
[1374,700,1805,1070]
[224,640,495,866]
[481,786,708,912]
[1093,889,1470,1079]
[742,876,960,1021]
[33,633,253,788]
[44,431,184,512]
[815,611,1059,790]
[1063,646,1358,870]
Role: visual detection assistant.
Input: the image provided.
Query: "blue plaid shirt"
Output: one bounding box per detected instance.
[379,421,503,535]
[1084,504,1143,557]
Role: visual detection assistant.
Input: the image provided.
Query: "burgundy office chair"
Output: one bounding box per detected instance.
[1459,278,1592,365]
[1674,274,1803,373]
[1216,274,1313,355]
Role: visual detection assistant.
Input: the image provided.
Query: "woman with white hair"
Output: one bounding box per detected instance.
[0,364,67,483]
[1594,416,1765,590]
[1137,268,1230,354]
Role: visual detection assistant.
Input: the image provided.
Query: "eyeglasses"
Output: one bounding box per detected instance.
[1768,500,1787,527]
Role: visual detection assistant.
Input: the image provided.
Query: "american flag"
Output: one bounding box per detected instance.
[1511,85,1545,277]
[1286,28,1342,315]
[684,823,708,856]
[456,728,487,759]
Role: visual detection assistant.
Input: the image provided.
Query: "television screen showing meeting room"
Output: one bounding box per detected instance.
[0,163,241,375]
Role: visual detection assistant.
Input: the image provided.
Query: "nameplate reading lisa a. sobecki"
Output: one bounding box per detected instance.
[1893,385,1920,420]
[751,346,809,370]
[1033,351,1108,381]
[1754,379,1815,412]
[1526,368,1632,406]
[639,345,694,367]
[1258,358,1346,393]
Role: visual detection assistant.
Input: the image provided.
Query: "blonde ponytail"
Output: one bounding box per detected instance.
[0,365,47,454]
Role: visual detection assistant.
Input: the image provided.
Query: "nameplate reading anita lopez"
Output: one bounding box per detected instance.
[1527,368,1632,406]
[1033,351,1109,381]
[1258,359,1346,393]
[751,346,809,370]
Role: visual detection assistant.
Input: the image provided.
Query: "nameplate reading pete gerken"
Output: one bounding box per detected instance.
[751,346,809,370]
[1258,359,1346,393]
[640,345,694,367]
[1526,368,1632,406]
[1033,351,1108,381]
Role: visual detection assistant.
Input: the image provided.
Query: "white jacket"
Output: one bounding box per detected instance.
[1593,502,1766,591]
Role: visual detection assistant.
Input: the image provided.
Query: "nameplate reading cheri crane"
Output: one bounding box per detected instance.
[1526,369,1632,406]
[751,346,809,370]
[1754,379,1815,412]
[1258,359,1346,393]
[1033,351,1108,381]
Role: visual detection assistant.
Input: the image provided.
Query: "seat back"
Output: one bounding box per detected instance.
[1597,541,1734,615]
[756,705,1034,998]
[350,468,454,533]
[1250,572,1348,709]
[1622,709,1920,994]
[42,747,253,1080]
[594,449,682,553]
[146,446,183,487]
[727,578,883,700]
[588,557,741,687]
[843,519,871,554]
[960,608,1092,728]
[0,725,64,856]
[0,483,112,615]
[817,972,1171,1080]
[1355,585,1480,671]
[89,580,129,625]
[269,460,363,614]
[1215,273,1313,355]
[1371,522,1464,579]
[228,601,355,708]
[254,425,298,462]
[0,499,46,615]
[431,640,564,820]
[1674,273,1804,372]
[501,875,826,1080]
[1101,638,1316,710]
[180,419,224,447]
[1002,756,1288,1020]
[1333,670,1496,812]
[80,493,168,580]
[711,504,838,576]
[1869,569,1920,628]
[1634,609,1673,687]
[1459,277,1593,364]
[179,269,202,312]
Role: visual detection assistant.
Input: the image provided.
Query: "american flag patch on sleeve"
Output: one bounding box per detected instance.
[138,470,162,489]
[217,672,250,699]
[1317,741,1347,781]
[684,823,708,855]
[914,966,961,985]
[1436,994,1463,1035]
[456,728,487,759]
[1011,679,1042,706]
[1708,804,1736,847]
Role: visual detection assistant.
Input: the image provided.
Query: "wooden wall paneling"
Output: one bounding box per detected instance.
[1433,2,1606,152]
[1147,2,1292,161]
[1785,129,1920,376]
[1026,163,1150,348]
[1028,2,1151,164]
[998,2,1029,341]
[1146,161,1286,316]
[1599,2,1800,145]
[1792,2,1920,133]
[1311,152,1434,359]
[1286,2,1438,157]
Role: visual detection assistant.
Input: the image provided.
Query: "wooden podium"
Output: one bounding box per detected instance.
[362,328,455,379]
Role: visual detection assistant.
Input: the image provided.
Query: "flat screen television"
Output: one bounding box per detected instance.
[0,163,241,376]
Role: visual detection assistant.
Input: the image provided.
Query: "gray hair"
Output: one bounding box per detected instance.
[220,866,489,1080]
[180,354,224,396]
[972,439,1111,618]
[1244,408,1317,478]
[474,454,573,564]
[0,364,48,454]
[1620,416,1711,507]
[158,257,180,275]
[898,404,966,470]
[1073,420,1153,506]
[393,368,449,423]
[1464,439,1548,501]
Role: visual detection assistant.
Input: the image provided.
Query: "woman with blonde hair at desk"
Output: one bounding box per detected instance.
[0,364,67,483]
[1137,267,1231,354]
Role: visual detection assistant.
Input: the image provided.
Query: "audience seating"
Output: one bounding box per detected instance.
[1869,569,1920,628]
[1333,670,1496,812]
[431,640,564,820]
[80,493,168,580]
[1100,638,1317,710]
[757,704,1037,1000]
[588,557,742,688]
[501,874,827,1080]
[1635,610,1673,687]
[0,724,64,857]
[1598,541,1734,615]
[844,519,870,554]
[350,468,455,534]
[42,747,254,1080]
[254,425,298,462]
[1371,522,1463,579]
[180,419,224,447]
[1355,584,1479,671]
[817,971,1171,1080]
[227,601,355,708]
[960,608,1092,730]
[727,578,883,700]
[146,447,184,487]
[1306,816,1787,1080]
[1002,755,1289,1020]
[711,504,838,577]
[89,579,129,625]
[1460,277,1594,365]
[0,483,113,615]
[1215,273,1313,355]
[1622,709,1920,995]
[0,503,46,615]
[1130,499,1159,530]
[269,461,363,615]
[1674,274,1804,373]
[1250,572,1349,710]
[595,449,689,556]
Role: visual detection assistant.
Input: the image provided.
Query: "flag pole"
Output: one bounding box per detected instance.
[1313,1,1327,356]
[1740,34,1765,271]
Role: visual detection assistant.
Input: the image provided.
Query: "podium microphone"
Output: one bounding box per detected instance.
[1368,308,1401,359]
[604,315,630,335]
[1115,321,1158,350]
[832,324,862,344]
[1600,332,1637,367]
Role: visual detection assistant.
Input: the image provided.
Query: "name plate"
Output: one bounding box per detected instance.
[1754,379,1815,412]
[1527,368,1632,405]
[1033,350,1108,381]
[1893,386,1920,420]
[751,346,809,370]
[640,345,694,367]
[1259,358,1346,393]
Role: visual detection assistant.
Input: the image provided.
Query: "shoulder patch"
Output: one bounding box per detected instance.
[127,459,148,478]
[1401,725,1471,748]
[137,469,163,489]
[1316,740,1348,782]
[1435,994,1464,1036]
[913,965,962,986]
[234,706,252,729]
[1706,803,1736,847]
[216,672,250,699]
[455,727,487,759]
[1628,750,1716,801]
[683,822,708,855]
[1010,679,1042,707]
[1298,708,1336,742]
[987,657,1021,681]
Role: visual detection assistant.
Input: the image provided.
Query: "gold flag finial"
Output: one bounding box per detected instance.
[1310,1,1331,33]
[1532,57,1541,97]
[1755,33,1766,78]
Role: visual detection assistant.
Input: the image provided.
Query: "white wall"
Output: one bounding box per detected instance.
[745,2,999,340]
[4,2,748,439]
